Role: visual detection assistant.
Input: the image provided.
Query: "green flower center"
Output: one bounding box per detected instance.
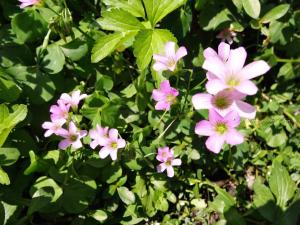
[70,134,78,142]
[227,77,240,87]
[212,91,233,110]
[165,159,172,166]
[166,94,176,103]
[168,59,176,68]
[215,123,227,134]
[111,142,118,149]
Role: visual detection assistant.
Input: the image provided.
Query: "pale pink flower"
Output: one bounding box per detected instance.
[98,129,126,161]
[195,109,244,154]
[50,100,70,121]
[216,28,237,44]
[19,0,40,8]
[192,89,256,119]
[152,80,179,110]
[202,42,270,95]
[42,118,66,137]
[153,42,187,72]
[156,147,181,178]
[58,122,87,150]
[59,90,87,109]
[89,124,109,149]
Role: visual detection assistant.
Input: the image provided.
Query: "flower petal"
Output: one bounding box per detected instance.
[90,140,98,149]
[155,101,170,110]
[224,110,240,128]
[233,100,256,119]
[99,147,112,159]
[166,166,175,177]
[227,47,247,74]
[109,129,118,139]
[240,60,270,80]
[172,158,182,166]
[202,57,227,79]
[117,138,126,148]
[58,139,71,150]
[218,42,230,61]
[152,89,165,101]
[208,109,224,125]
[175,46,187,61]
[235,80,258,95]
[153,54,169,63]
[164,42,176,57]
[153,62,168,71]
[192,93,212,110]
[195,120,214,136]
[157,163,167,173]
[110,150,118,161]
[72,140,83,149]
[225,129,244,145]
[205,135,225,154]
[205,79,228,94]
[203,47,218,59]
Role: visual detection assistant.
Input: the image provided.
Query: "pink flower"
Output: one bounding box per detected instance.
[195,109,244,154]
[152,80,179,110]
[50,100,70,121]
[59,90,87,109]
[89,124,109,149]
[216,28,237,44]
[192,89,256,119]
[19,0,40,8]
[98,129,126,161]
[42,118,66,137]
[156,147,181,178]
[202,42,270,96]
[58,122,87,150]
[153,42,187,72]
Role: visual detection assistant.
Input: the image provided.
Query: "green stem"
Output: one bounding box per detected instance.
[181,69,193,113]
[154,110,168,130]
[276,57,300,63]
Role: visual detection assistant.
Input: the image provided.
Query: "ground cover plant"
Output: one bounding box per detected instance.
[0,0,300,224]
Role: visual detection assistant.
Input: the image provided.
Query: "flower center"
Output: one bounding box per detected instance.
[111,142,118,149]
[227,77,240,87]
[162,152,168,158]
[167,58,176,68]
[165,159,172,166]
[70,134,78,142]
[212,90,233,110]
[166,94,175,103]
[215,123,228,134]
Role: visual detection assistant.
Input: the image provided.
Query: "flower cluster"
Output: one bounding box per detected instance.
[193,42,270,153]
[156,147,181,178]
[42,90,126,161]
[42,90,88,150]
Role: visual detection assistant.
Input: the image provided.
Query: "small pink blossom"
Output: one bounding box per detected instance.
[153,42,187,72]
[42,118,66,137]
[192,89,256,119]
[50,100,70,121]
[216,28,237,44]
[202,42,270,96]
[19,0,40,8]
[89,124,109,149]
[58,122,87,150]
[59,90,87,109]
[156,147,181,178]
[152,80,179,110]
[98,129,126,161]
[195,109,244,154]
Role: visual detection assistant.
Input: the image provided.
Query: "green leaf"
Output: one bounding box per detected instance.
[0,75,21,102]
[202,8,232,31]
[61,38,89,61]
[0,201,17,225]
[269,161,296,209]
[133,29,176,70]
[144,0,187,27]
[40,44,65,74]
[253,181,277,222]
[102,0,145,18]
[91,32,124,63]
[266,131,287,148]
[0,104,27,147]
[242,0,261,19]
[97,9,144,32]
[261,4,290,24]
[24,150,48,175]
[0,167,10,185]
[0,148,20,166]
[90,210,108,223]
[11,9,47,43]
[117,187,136,205]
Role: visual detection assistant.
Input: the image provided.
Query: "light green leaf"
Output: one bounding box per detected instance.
[242,0,261,19]
[144,0,187,26]
[0,201,17,225]
[0,148,20,166]
[97,9,144,32]
[203,8,232,31]
[0,167,10,185]
[102,0,145,18]
[269,161,296,209]
[61,38,89,61]
[261,4,290,24]
[90,210,108,223]
[0,75,21,102]
[40,44,65,74]
[117,187,136,205]
[133,29,176,70]
[91,32,124,63]
[253,181,276,222]
[267,131,287,147]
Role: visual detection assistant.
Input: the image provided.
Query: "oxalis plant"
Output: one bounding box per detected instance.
[0,0,300,225]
